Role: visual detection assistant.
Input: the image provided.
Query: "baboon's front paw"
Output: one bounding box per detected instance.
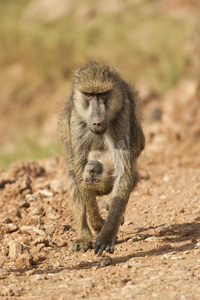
[71,238,93,252]
[94,233,115,257]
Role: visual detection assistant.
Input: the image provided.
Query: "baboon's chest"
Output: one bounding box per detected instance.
[90,136,107,152]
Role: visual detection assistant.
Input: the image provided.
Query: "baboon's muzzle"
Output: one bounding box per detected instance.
[89,120,107,135]
[88,96,108,135]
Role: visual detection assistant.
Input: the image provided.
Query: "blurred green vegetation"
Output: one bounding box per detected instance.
[0,0,198,168]
[0,140,59,168]
[0,0,195,91]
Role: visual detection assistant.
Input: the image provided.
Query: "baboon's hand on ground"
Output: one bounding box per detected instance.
[95,231,115,257]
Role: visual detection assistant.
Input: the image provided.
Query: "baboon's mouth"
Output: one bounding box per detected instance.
[90,128,107,135]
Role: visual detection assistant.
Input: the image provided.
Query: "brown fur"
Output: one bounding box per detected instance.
[58,61,145,256]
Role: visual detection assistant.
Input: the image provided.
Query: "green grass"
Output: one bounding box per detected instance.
[0,139,62,170]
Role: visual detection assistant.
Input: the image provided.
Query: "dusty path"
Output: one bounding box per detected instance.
[0,81,199,299]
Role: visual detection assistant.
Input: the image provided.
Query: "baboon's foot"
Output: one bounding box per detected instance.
[71,238,94,252]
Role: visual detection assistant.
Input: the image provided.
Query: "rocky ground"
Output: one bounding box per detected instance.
[0,80,200,299]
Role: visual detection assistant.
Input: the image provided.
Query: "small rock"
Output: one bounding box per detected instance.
[4,217,13,224]
[33,237,49,247]
[100,256,112,267]
[15,253,33,269]
[125,221,133,225]
[0,268,9,279]
[29,274,46,282]
[39,189,53,197]
[133,191,139,197]
[37,243,46,250]
[171,255,184,260]
[20,201,30,208]
[46,211,61,220]
[25,269,35,276]
[8,241,29,260]
[32,254,46,264]
[162,253,171,259]
[119,278,131,288]
[125,262,133,269]
[163,175,170,182]
[3,223,18,234]
[9,242,22,260]
[20,225,46,236]
[145,236,158,242]
[65,256,71,261]
[56,239,68,247]
[25,194,37,202]
[195,242,200,247]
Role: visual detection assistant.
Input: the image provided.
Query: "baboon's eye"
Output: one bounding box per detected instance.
[84,93,94,98]
[86,178,91,183]
[98,91,110,98]
[94,178,100,184]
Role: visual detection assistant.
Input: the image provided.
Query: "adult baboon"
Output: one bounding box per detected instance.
[59,62,145,256]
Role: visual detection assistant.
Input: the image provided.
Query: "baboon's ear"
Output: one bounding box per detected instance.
[74,68,81,78]
[108,66,118,76]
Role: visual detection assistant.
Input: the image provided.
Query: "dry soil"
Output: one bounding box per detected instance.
[0,80,200,299]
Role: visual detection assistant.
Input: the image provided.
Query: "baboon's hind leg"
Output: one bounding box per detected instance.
[83,191,105,235]
[68,173,93,252]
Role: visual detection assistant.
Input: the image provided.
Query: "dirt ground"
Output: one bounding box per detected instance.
[0,80,200,300]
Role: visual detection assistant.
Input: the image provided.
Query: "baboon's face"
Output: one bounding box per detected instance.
[74,62,123,135]
[84,160,103,184]
[83,91,110,135]
[74,89,122,135]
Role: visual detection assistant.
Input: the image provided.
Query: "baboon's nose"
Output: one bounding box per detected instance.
[91,120,107,135]
[89,117,107,135]
[93,122,101,127]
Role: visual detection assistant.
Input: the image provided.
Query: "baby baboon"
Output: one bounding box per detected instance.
[59,61,145,256]
[83,151,115,196]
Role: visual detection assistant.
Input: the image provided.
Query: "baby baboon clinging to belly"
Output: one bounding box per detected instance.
[83,150,115,196]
